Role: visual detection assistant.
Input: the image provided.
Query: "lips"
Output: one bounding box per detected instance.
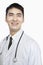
[11,22,19,26]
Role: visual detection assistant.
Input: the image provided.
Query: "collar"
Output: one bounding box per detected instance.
[9,29,23,42]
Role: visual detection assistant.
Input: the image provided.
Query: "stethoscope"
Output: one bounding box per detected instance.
[6,31,24,63]
[0,31,24,63]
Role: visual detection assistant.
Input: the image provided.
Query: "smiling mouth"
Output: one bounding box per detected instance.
[11,22,19,26]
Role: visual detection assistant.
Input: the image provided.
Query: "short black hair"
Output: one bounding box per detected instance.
[6,3,24,17]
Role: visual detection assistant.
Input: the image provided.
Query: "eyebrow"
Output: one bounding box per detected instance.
[8,13,14,15]
[8,12,22,15]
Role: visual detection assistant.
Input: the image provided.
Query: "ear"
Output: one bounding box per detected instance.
[5,16,7,22]
[22,17,24,23]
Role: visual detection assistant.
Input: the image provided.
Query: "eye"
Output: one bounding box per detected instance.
[8,13,13,16]
[17,13,22,17]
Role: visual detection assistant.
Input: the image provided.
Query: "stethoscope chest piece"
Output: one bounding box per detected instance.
[13,58,17,63]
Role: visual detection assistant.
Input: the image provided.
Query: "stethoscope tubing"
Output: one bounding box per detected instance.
[15,31,24,58]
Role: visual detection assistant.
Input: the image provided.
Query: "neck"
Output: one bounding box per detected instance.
[10,29,20,36]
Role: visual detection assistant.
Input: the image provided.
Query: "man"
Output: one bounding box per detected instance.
[0,3,42,65]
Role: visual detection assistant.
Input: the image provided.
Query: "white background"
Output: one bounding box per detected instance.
[0,0,43,64]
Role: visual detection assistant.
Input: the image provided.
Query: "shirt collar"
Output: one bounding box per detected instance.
[9,29,23,42]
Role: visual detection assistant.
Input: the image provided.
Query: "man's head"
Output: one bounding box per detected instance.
[6,3,24,34]
[6,3,24,17]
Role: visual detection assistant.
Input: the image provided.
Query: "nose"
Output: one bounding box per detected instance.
[13,15,17,21]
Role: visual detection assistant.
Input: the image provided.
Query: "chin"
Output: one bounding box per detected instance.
[11,27,20,31]
[10,25,21,31]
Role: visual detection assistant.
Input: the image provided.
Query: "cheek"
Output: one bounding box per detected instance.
[18,17,24,23]
[6,18,11,25]
[7,16,13,21]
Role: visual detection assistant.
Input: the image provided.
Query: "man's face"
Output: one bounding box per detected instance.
[6,8,24,32]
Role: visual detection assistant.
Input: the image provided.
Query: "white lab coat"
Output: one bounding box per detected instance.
[0,29,42,65]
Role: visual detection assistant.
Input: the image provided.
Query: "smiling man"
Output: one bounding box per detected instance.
[0,3,42,65]
[6,3,24,36]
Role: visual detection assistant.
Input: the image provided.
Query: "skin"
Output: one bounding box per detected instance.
[6,8,24,36]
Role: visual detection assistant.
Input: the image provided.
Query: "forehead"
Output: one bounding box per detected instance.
[8,8,22,14]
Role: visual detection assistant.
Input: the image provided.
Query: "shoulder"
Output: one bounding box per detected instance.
[0,35,9,53]
[23,33,41,52]
[0,35,9,45]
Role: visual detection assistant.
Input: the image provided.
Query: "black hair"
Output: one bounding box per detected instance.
[6,3,24,17]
